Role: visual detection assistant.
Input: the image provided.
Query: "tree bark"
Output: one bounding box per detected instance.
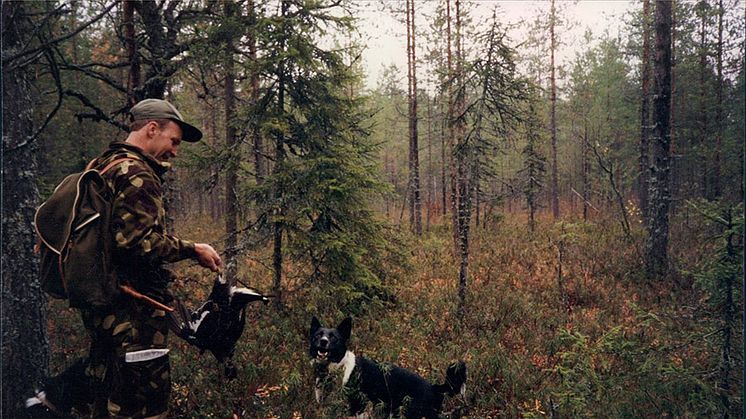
[719,211,736,417]
[441,99,447,216]
[1,3,50,416]
[454,0,469,322]
[698,0,710,199]
[645,0,673,279]
[583,122,590,221]
[224,1,239,284]
[427,95,433,230]
[550,0,560,219]
[446,0,459,250]
[272,0,289,309]
[123,0,140,107]
[248,0,265,185]
[713,0,723,198]
[639,0,651,220]
[406,0,422,235]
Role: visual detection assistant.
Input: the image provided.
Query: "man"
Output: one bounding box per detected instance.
[26,99,222,418]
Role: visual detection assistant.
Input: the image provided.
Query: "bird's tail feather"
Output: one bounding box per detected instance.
[167,298,192,337]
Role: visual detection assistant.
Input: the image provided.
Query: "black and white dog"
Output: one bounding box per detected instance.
[309,316,466,419]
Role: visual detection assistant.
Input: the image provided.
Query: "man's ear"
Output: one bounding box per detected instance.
[146,120,160,138]
[337,317,352,342]
[310,316,321,339]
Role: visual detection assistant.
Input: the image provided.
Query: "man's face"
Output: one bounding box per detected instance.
[145,120,182,162]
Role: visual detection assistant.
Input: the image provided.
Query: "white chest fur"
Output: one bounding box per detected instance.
[329,350,356,385]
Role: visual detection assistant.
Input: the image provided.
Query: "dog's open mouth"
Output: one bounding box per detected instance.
[316,349,328,360]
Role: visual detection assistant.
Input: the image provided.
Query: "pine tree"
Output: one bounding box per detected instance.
[645,0,674,278]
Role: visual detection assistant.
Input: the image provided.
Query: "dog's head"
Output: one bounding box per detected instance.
[309,316,351,364]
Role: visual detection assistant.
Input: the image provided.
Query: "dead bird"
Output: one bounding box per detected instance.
[169,273,269,378]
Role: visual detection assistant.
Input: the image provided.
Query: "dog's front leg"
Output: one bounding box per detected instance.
[346,388,368,418]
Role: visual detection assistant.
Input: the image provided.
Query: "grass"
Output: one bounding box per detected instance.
[47,207,742,418]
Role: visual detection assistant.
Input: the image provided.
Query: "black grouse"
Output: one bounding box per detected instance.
[168,273,269,379]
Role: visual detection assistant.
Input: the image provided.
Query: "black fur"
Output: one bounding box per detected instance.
[309,317,466,419]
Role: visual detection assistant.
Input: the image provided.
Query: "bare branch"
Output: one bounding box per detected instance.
[64,90,129,131]
[3,2,118,68]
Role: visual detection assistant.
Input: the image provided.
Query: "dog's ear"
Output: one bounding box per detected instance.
[310,316,321,338]
[337,317,352,341]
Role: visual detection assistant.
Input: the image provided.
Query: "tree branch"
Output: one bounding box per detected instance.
[64,90,129,131]
[3,1,118,68]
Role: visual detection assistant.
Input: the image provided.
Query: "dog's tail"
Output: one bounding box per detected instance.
[433,361,467,396]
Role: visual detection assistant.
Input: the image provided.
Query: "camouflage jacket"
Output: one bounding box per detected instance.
[91,141,196,300]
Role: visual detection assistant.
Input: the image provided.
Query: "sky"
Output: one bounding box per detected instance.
[350,0,638,90]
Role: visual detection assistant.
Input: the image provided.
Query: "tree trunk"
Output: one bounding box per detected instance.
[645,0,673,279]
[123,0,140,106]
[550,0,560,219]
[670,0,678,214]
[454,0,469,322]
[698,0,710,199]
[713,0,723,198]
[583,122,590,221]
[719,212,737,417]
[2,3,50,416]
[446,0,459,251]
[224,1,239,284]
[406,0,422,235]
[639,0,651,220]
[441,99,447,216]
[427,96,433,230]
[272,0,289,309]
[249,0,265,185]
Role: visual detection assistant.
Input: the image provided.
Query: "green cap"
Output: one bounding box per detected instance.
[130,99,203,142]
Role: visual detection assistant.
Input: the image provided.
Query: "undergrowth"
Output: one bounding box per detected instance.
[46,208,742,418]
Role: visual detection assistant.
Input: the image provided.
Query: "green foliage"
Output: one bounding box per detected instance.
[240,1,399,313]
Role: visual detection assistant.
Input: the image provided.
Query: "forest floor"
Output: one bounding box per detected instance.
[48,206,740,418]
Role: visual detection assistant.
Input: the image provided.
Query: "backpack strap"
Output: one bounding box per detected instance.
[98,157,134,176]
[84,156,136,175]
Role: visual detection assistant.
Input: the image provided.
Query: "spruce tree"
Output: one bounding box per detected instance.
[247,0,394,311]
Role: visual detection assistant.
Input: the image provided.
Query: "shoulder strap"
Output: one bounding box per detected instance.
[98,157,134,176]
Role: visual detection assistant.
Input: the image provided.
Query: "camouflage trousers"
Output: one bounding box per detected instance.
[44,297,171,418]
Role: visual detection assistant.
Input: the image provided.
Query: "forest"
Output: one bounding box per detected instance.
[2,0,744,417]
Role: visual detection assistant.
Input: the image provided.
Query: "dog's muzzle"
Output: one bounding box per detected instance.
[316,339,329,360]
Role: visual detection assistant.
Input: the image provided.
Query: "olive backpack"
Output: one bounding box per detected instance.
[34,158,131,309]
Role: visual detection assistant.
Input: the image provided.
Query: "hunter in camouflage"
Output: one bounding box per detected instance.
[26,99,222,419]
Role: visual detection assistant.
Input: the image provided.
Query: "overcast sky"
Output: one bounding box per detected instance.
[350,0,638,90]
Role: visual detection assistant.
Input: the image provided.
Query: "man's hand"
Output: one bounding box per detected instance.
[194,243,223,272]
